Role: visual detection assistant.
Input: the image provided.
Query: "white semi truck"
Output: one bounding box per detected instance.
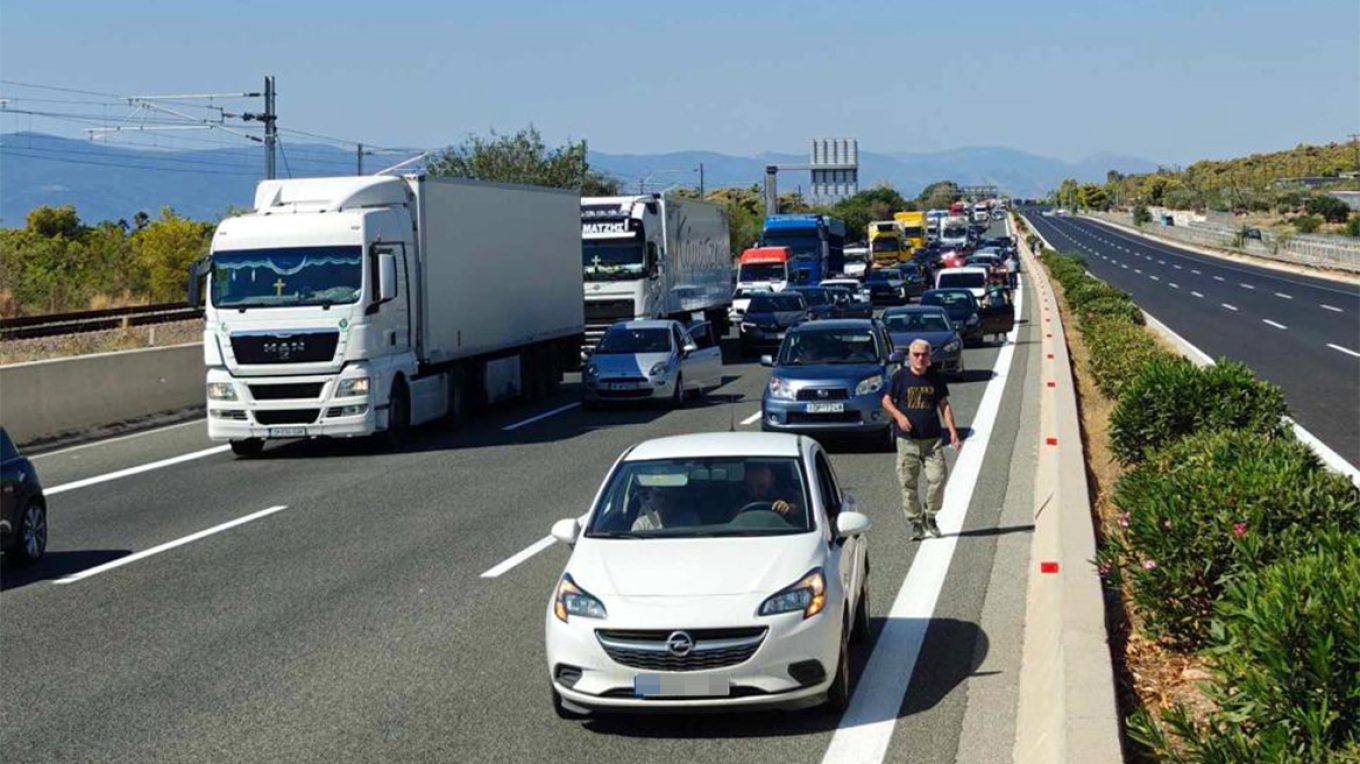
[580,194,731,352]
[188,175,584,456]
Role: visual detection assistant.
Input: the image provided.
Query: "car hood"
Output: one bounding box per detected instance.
[572,533,822,597]
[590,351,671,376]
[888,330,958,350]
[774,362,884,382]
[744,310,803,326]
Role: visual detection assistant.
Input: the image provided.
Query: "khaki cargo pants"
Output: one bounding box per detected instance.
[896,436,947,525]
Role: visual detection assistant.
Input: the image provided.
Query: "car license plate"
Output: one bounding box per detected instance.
[634,673,730,698]
[602,382,640,391]
[806,402,845,413]
[267,426,307,438]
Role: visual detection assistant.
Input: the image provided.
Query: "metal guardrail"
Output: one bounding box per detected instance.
[0,303,203,341]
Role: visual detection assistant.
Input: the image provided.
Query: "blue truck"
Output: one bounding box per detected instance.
[759,214,846,286]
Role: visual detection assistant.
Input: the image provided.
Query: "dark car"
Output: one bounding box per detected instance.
[882,306,965,378]
[822,285,873,319]
[921,288,984,346]
[1,428,47,564]
[739,291,809,355]
[864,269,908,305]
[787,286,838,321]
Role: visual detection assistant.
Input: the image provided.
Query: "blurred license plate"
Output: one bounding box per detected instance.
[634,674,730,698]
[806,402,845,413]
[602,382,642,391]
[267,426,307,438]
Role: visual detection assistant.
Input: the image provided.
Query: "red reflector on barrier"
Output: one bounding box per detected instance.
[1045,437,1058,446]
[1040,562,1060,574]
[1046,353,1055,359]
[1047,381,1056,388]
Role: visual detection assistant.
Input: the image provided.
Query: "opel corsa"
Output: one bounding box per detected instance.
[544,433,871,717]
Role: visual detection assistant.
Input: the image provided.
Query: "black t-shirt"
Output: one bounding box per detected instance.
[888,367,950,440]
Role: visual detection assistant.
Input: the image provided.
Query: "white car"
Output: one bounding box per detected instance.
[935,266,990,300]
[544,432,871,717]
[583,320,723,407]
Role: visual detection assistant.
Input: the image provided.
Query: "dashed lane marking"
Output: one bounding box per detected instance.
[1262,319,1287,330]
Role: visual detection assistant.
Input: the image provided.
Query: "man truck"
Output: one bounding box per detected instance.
[759,213,846,285]
[581,194,732,353]
[188,175,584,456]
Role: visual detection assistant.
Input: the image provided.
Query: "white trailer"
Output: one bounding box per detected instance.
[581,194,731,351]
[190,175,584,456]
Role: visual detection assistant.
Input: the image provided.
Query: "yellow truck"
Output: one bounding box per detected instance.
[868,221,907,267]
[893,211,928,255]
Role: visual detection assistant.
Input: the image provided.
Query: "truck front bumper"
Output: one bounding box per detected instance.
[205,368,379,441]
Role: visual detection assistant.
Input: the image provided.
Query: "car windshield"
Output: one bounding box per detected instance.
[923,291,974,308]
[943,226,967,238]
[939,272,986,290]
[779,328,881,365]
[866,271,895,283]
[884,312,951,333]
[583,238,645,282]
[749,293,805,312]
[794,289,829,305]
[739,262,786,282]
[586,457,813,538]
[596,328,670,354]
[211,246,363,308]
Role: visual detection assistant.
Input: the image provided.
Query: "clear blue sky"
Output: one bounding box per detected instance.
[2,0,1356,165]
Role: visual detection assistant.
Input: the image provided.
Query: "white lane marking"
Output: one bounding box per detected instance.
[1328,343,1360,359]
[1214,276,1225,281]
[30,418,207,460]
[480,535,557,578]
[1134,268,1142,274]
[501,402,581,431]
[1191,269,1202,275]
[55,505,288,584]
[1150,275,1160,281]
[1169,283,1180,289]
[820,273,1023,764]
[1192,291,1205,298]
[1241,283,1255,290]
[1262,319,1287,330]
[1222,303,1239,311]
[1322,304,1344,312]
[1275,292,1293,300]
[1173,265,1183,270]
[1158,260,1166,265]
[45,446,231,497]
[740,410,763,426]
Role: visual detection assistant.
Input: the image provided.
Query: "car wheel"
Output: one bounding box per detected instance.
[229,438,264,458]
[821,629,852,714]
[552,689,587,720]
[14,500,47,564]
[383,384,411,450]
[851,579,871,645]
[670,374,685,408]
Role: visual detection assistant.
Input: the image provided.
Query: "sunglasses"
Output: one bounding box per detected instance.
[910,351,930,357]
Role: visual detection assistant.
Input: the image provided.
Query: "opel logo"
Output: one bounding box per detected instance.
[665,631,694,657]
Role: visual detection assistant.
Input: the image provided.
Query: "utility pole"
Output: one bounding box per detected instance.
[698,162,705,198]
[263,75,277,180]
[1350,133,1360,190]
[357,142,364,176]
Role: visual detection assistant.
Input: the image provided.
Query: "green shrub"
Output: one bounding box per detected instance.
[1132,203,1152,225]
[1109,357,1289,464]
[1065,279,1126,310]
[1345,216,1360,238]
[1293,214,1322,234]
[1078,295,1144,326]
[1104,430,1360,647]
[1083,316,1168,397]
[1305,194,1352,223]
[1129,531,1360,761]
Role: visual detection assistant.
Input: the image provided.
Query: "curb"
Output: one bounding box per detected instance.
[1011,215,1124,764]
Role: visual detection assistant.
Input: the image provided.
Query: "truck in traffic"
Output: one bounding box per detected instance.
[842,243,870,278]
[188,175,584,456]
[730,246,790,323]
[868,221,908,268]
[759,214,846,286]
[581,194,732,352]
[939,215,971,253]
[893,210,928,254]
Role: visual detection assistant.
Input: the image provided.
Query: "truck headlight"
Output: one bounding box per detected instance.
[336,377,370,397]
[768,376,795,400]
[758,569,826,618]
[553,574,607,623]
[207,382,237,401]
[649,361,669,377]
[855,374,884,396]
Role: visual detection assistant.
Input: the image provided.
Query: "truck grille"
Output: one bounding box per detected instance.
[596,628,765,672]
[249,382,324,400]
[253,409,320,425]
[584,300,635,323]
[231,332,339,364]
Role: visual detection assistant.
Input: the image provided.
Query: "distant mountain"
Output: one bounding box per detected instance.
[0,132,1156,225]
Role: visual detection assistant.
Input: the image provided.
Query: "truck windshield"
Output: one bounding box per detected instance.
[871,239,901,253]
[583,238,645,281]
[762,232,821,261]
[739,263,786,282]
[943,226,967,239]
[900,226,925,239]
[211,246,363,308]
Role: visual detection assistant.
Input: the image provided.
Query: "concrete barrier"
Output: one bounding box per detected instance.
[0,343,202,446]
[1011,215,1124,764]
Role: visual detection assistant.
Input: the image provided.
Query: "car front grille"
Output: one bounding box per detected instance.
[795,387,850,401]
[248,382,324,400]
[786,411,862,424]
[596,628,766,672]
[253,409,321,425]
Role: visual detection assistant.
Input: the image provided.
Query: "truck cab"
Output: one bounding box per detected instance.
[868,221,907,268]
[731,246,790,322]
[759,214,846,287]
[893,211,928,255]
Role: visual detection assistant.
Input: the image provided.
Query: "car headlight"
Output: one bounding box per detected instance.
[207,382,237,401]
[336,377,370,397]
[553,574,606,622]
[855,374,885,396]
[758,568,826,618]
[768,376,795,400]
[945,339,962,353]
[649,361,669,377]
[585,364,600,378]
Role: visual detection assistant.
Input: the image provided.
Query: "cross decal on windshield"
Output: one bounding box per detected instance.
[273,278,286,297]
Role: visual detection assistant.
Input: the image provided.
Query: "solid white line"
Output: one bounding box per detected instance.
[1222,303,1238,311]
[1262,319,1287,330]
[1275,292,1293,300]
[54,505,288,584]
[1327,343,1360,359]
[740,410,763,426]
[820,272,1023,764]
[480,535,556,578]
[501,402,581,431]
[1241,283,1255,290]
[1192,291,1204,298]
[44,445,231,497]
[1322,304,1344,313]
[30,418,207,460]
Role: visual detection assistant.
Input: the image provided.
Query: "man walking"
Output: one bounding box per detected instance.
[882,339,962,540]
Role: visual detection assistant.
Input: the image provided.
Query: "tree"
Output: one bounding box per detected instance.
[1304,194,1351,223]
[1132,204,1153,225]
[133,208,214,302]
[428,125,619,193]
[26,205,84,239]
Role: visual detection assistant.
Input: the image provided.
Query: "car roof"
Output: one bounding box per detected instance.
[625,432,804,461]
[937,267,989,275]
[790,318,876,332]
[883,305,946,315]
[615,319,675,330]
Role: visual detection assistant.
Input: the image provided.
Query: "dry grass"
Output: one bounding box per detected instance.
[0,319,201,365]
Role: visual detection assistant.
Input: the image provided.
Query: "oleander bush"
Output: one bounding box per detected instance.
[1083,316,1169,397]
[1102,429,1360,648]
[1078,295,1145,326]
[1109,356,1289,464]
[1128,530,1360,762]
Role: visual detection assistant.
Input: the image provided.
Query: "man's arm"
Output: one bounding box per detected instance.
[939,397,961,450]
[882,392,911,434]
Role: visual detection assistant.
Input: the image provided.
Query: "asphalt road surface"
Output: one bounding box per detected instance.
[1024,210,1360,469]
[3,223,1046,764]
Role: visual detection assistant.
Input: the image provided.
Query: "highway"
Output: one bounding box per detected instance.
[1023,211,1360,469]
[2,227,1048,764]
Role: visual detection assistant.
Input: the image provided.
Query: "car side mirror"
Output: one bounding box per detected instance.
[683,340,698,356]
[835,511,871,538]
[378,253,399,303]
[760,355,775,367]
[551,517,581,546]
[889,349,907,364]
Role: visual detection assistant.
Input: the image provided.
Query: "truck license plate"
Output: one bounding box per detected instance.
[634,673,730,698]
[806,402,845,414]
[267,426,308,438]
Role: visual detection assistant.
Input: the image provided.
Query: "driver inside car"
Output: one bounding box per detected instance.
[630,486,700,531]
[743,463,800,518]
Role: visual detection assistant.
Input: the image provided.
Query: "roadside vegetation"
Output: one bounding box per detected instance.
[1034,242,1360,762]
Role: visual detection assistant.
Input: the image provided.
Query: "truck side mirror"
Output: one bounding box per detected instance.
[186,257,210,308]
[378,253,399,303]
[646,243,659,278]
